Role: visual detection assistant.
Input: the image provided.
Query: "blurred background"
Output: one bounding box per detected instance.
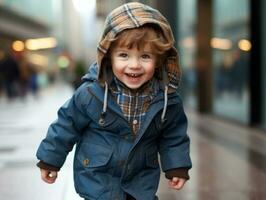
[0,0,265,199]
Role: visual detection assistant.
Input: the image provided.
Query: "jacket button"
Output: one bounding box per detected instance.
[132,119,138,125]
[83,158,90,166]
[99,118,105,125]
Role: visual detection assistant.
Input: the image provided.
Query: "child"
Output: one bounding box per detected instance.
[36,2,192,200]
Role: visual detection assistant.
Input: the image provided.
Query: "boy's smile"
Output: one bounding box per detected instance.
[111,46,156,89]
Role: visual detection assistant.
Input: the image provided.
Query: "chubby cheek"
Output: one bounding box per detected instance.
[145,63,156,79]
[111,62,124,77]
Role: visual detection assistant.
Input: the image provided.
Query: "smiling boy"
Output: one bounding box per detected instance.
[36,2,192,200]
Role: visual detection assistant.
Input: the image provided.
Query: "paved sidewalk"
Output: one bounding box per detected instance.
[0,83,82,200]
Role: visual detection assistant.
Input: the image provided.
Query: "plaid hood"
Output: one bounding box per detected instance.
[97,2,181,89]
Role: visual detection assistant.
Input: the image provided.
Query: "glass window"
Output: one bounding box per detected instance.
[177,0,197,108]
[212,0,250,123]
[262,1,266,129]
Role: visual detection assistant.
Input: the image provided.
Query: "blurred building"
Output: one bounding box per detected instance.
[0,0,60,89]
[0,0,94,90]
[172,0,266,131]
[0,0,59,96]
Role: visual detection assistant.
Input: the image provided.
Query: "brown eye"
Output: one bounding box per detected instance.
[141,54,151,59]
[118,53,128,58]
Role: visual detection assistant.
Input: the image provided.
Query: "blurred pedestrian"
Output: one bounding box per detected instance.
[36,2,192,200]
[28,63,39,96]
[230,49,248,97]
[18,56,31,98]
[0,52,20,99]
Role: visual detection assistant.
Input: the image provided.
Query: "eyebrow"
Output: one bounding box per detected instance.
[113,47,129,51]
[114,48,153,53]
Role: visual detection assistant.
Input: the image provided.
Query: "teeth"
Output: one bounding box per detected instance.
[128,73,140,77]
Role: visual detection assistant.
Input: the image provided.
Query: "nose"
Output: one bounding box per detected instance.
[129,57,141,70]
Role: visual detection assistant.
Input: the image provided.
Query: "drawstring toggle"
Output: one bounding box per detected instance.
[99,112,106,126]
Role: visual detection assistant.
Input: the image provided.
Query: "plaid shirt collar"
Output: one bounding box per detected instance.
[110,77,159,135]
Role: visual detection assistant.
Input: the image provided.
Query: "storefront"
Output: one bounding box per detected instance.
[177,0,197,109]
[176,0,266,131]
[212,0,250,123]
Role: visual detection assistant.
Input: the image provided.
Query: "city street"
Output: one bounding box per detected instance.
[1,0,266,199]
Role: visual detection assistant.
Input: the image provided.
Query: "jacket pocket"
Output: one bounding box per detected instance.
[86,97,119,128]
[146,149,159,168]
[77,142,113,168]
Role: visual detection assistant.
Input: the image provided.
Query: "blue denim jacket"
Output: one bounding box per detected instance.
[36,63,191,200]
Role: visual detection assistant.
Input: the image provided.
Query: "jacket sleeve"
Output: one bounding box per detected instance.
[165,168,190,180]
[37,160,60,171]
[36,83,92,168]
[158,96,192,174]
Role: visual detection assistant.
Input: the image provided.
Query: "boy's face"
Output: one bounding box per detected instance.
[111,44,156,89]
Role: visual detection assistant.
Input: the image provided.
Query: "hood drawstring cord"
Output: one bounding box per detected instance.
[161,85,168,123]
[99,81,108,125]
[161,68,169,124]
[99,65,111,126]
[103,81,108,113]
[99,81,108,126]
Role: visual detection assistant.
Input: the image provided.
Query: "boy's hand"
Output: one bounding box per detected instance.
[168,177,186,190]
[40,169,58,184]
